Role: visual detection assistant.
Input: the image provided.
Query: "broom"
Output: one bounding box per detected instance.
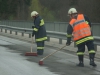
[25,37,38,56]
[39,45,66,65]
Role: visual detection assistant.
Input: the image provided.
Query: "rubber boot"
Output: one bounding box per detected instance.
[37,50,44,55]
[89,53,97,67]
[77,55,84,67]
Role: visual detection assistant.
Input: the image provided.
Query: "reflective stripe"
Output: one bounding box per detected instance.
[85,21,89,24]
[40,19,44,26]
[77,52,84,55]
[72,20,85,27]
[37,47,44,49]
[73,27,91,34]
[76,36,94,45]
[33,28,38,31]
[73,27,91,40]
[36,37,47,41]
[89,50,95,53]
[74,31,90,38]
[66,34,72,37]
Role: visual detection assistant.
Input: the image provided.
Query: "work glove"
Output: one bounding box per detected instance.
[32,30,34,37]
[66,41,71,46]
[32,26,35,28]
[66,37,71,46]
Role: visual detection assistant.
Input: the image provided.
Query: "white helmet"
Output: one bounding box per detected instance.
[68,8,77,15]
[31,11,38,17]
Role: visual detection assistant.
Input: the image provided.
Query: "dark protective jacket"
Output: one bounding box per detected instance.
[66,14,94,45]
[33,16,47,42]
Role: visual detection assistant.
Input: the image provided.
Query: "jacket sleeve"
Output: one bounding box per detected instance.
[84,15,93,35]
[84,15,91,27]
[33,17,41,32]
[66,24,73,42]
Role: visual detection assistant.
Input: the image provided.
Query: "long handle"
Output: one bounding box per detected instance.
[31,37,33,52]
[40,45,66,61]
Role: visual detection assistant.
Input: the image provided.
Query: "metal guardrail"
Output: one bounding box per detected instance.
[0,25,100,51]
[0,25,67,44]
[0,20,100,36]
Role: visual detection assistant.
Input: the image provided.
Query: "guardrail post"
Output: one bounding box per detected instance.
[59,38,62,44]
[22,32,24,36]
[1,28,2,32]
[29,34,31,38]
[47,36,50,41]
[94,44,97,51]
[5,29,7,33]
[10,30,12,34]
[15,31,17,35]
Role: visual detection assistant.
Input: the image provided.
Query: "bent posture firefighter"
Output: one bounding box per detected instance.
[31,11,47,55]
[66,8,97,67]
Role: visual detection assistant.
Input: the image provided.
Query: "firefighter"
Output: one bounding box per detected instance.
[66,8,97,67]
[31,11,47,55]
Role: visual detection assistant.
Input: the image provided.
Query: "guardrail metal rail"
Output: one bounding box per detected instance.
[0,25,99,51]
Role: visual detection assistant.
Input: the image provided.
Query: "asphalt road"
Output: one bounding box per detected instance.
[0,35,100,75]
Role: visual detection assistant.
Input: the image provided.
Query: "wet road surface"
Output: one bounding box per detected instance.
[0,35,100,75]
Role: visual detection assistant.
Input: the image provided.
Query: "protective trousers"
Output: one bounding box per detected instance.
[37,41,44,55]
[77,40,96,63]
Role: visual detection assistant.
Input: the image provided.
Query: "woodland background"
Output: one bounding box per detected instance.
[0,0,100,22]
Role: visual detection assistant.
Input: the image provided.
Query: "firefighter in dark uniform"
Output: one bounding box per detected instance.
[66,8,97,67]
[31,11,47,55]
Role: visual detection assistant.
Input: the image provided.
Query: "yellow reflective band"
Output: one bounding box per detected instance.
[40,19,44,26]
[85,21,89,24]
[37,47,44,49]
[77,52,84,55]
[36,37,47,41]
[89,50,95,53]
[66,34,72,37]
[33,28,38,31]
[76,36,94,45]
